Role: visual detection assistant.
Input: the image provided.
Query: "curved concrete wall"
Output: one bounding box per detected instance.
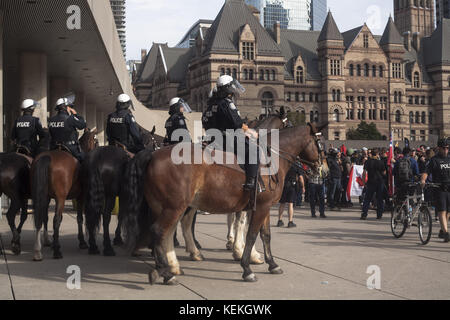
[86,0,202,141]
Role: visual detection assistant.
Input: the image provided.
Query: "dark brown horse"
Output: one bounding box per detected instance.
[125,122,328,285]
[31,129,97,261]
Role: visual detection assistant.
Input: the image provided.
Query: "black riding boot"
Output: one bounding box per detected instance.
[243,176,256,191]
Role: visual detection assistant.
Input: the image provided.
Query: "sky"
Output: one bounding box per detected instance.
[126,0,394,61]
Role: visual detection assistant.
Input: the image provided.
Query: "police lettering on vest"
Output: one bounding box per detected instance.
[49,122,65,128]
[427,155,450,185]
[110,117,124,124]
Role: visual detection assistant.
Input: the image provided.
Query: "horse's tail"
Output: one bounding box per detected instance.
[86,164,104,233]
[32,155,51,229]
[124,150,153,251]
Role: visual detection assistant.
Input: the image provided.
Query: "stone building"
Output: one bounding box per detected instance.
[134,0,450,141]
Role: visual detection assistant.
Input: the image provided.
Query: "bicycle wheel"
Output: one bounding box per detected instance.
[391,205,407,238]
[418,206,433,245]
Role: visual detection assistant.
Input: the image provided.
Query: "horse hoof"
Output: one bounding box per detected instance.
[243,273,257,282]
[148,269,159,285]
[171,268,184,276]
[103,248,116,257]
[226,241,233,251]
[79,242,88,250]
[113,237,124,246]
[11,243,21,256]
[33,252,43,262]
[53,251,63,259]
[190,253,205,261]
[88,247,101,255]
[269,267,284,275]
[164,276,179,286]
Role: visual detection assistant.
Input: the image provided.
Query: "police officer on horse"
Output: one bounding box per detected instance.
[106,93,144,154]
[48,94,87,162]
[203,75,259,191]
[11,99,47,157]
[164,97,192,145]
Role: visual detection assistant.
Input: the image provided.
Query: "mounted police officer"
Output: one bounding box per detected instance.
[11,99,47,157]
[421,138,450,242]
[203,75,259,191]
[106,93,144,154]
[48,94,87,162]
[164,97,192,145]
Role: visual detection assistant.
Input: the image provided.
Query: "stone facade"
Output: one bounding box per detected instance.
[134,0,450,142]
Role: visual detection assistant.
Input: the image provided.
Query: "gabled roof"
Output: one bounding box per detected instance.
[318,11,343,42]
[342,26,363,50]
[136,43,167,83]
[379,17,403,46]
[279,29,321,81]
[423,18,450,66]
[159,46,194,83]
[203,0,282,56]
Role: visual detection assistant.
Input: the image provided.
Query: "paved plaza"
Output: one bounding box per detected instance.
[0,204,449,300]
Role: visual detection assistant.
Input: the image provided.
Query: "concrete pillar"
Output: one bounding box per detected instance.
[0,11,3,152]
[86,104,97,130]
[96,111,105,146]
[20,52,48,127]
[49,77,69,117]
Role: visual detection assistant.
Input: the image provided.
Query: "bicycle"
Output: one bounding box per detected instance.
[390,182,439,245]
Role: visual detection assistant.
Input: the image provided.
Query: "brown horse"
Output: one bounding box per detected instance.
[31,129,97,261]
[125,122,328,285]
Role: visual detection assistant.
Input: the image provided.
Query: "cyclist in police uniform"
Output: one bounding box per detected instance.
[202,75,259,191]
[106,94,144,154]
[164,97,192,145]
[11,99,47,157]
[421,138,450,242]
[48,95,87,162]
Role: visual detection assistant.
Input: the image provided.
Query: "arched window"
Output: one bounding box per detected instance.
[364,63,369,77]
[357,65,361,76]
[372,65,376,77]
[296,66,304,84]
[421,112,426,124]
[226,68,231,76]
[261,91,274,114]
[414,72,420,88]
[314,111,319,123]
[333,109,340,122]
[310,111,314,123]
[398,92,402,103]
[429,112,433,124]
[409,112,414,124]
[394,92,398,103]
[337,90,341,102]
[243,69,248,80]
[249,69,254,80]
[220,68,225,76]
[265,70,270,81]
[349,64,354,76]
[232,68,237,79]
[271,70,276,81]
[395,110,401,123]
[415,111,420,124]
[379,66,383,78]
[332,89,337,102]
[259,69,264,81]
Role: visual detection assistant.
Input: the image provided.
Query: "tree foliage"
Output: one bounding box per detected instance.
[346,121,384,140]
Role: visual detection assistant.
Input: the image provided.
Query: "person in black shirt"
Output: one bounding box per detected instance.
[326,149,342,210]
[421,139,450,242]
[277,163,305,228]
[361,149,386,220]
[164,97,191,145]
[11,99,47,157]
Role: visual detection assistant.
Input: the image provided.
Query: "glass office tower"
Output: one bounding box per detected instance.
[245,0,327,31]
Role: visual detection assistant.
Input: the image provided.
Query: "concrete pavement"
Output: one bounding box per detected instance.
[0,205,449,300]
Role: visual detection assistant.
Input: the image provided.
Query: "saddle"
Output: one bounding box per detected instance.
[111,141,135,159]
[15,147,33,165]
[54,143,72,154]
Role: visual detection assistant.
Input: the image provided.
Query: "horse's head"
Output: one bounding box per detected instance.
[300,122,329,176]
[79,128,98,153]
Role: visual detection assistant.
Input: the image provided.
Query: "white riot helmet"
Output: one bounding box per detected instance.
[169,97,192,115]
[213,75,245,99]
[55,92,76,110]
[116,93,134,110]
[21,99,40,111]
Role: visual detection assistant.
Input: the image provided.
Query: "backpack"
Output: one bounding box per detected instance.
[397,157,412,183]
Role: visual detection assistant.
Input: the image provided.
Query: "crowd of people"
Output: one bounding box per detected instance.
[277,141,450,243]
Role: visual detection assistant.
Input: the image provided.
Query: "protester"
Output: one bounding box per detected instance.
[326,148,342,211]
[278,164,305,228]
[361,149,386,220]
[308,165,327,218]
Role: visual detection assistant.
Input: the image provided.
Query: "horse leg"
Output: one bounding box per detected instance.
[240,207,268,282]
[149,209,183,286]
[76,196,88,250]
[33,223,43,261]
[102,197,116,256]
[42,200,52,247]
[113,198,124,246]
[6,197,22,255]
[233,211,263,264]
[181,207,204,261]
[52,197,65,259]
[191,210,201,249]
[226,213,236,251]
[260,214,283,275]
[17,199,28,234]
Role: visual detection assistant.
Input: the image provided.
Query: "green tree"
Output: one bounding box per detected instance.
[346,121,384,140]
[287,111,306,126]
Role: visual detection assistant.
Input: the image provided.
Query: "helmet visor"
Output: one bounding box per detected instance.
[231,79,245,95]
[179,99,192,113]
[63,92,76,106]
